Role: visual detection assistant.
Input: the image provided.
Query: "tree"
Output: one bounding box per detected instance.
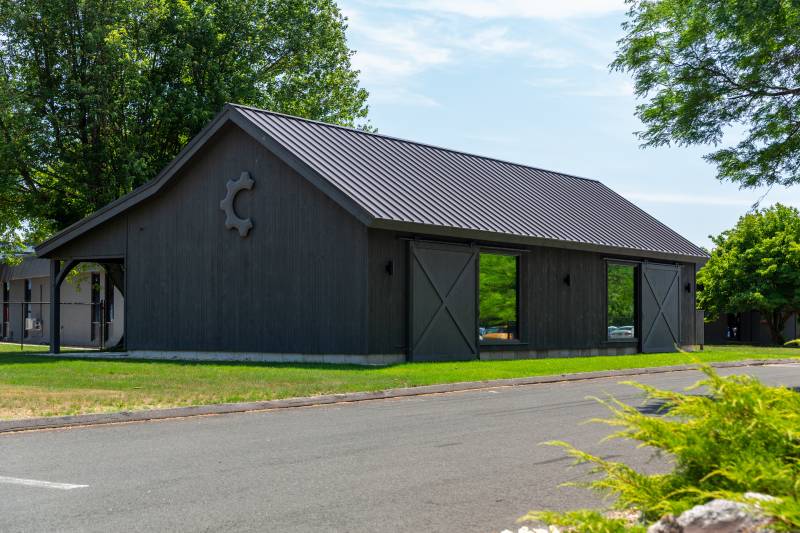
[697,204,800,344]
[0,0,369,254]
[612,0,800,189]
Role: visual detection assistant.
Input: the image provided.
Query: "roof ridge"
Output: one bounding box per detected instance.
[227,103,602,184]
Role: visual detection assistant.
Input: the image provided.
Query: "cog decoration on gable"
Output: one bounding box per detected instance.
[220,171,255,237]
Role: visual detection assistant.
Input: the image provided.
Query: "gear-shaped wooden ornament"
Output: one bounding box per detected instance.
[220,171,255,237]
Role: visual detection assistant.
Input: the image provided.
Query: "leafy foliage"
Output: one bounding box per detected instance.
[0,0,369,254]
[612,0,800,188]
[479,253,518,327]
[697,204,800,344]
[607,264,635,328]
[523,365,800,531]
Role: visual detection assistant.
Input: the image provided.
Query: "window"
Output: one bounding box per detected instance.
[607,263,636,341]
[479,253,519,342]
[90,273,100,341]
[23,279,31,338]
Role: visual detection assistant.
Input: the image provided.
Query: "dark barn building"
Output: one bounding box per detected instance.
[36,104,708,364]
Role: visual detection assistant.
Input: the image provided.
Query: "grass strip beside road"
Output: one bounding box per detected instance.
[0,343,797,420]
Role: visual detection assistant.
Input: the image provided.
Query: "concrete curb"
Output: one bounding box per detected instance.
[1,358,798,434]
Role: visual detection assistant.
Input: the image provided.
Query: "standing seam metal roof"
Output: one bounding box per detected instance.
[233,104,707,259]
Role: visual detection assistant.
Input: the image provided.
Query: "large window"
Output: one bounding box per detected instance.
[479,253,519,342]
[607,263,636,341]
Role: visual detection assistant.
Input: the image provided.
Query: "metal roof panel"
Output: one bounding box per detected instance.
[232,105,707,259]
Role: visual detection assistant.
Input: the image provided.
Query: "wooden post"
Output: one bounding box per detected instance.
[49,259,61,354]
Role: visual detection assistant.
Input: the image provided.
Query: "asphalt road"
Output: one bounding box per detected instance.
[2,364,799,533]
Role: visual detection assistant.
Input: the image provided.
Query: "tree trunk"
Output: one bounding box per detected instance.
[765,310,787,345]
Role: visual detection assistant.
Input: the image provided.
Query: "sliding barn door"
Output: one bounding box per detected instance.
[409,242,478,361]
[641,263,681,353]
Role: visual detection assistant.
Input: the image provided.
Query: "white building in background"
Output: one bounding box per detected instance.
[1,255,124,348]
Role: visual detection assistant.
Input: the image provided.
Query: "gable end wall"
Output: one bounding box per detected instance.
[122,124,369,354]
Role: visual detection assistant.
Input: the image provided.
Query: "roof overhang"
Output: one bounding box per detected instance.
[370,219,709,264]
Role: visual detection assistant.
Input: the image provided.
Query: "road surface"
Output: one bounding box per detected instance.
[2,364,798,532]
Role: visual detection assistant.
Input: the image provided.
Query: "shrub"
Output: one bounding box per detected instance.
[784,339,800,348]
[522,365,800,531]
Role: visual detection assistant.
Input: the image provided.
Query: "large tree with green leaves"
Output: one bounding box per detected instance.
[0,0,368,253]
[698,204,800,344]
[612,0,800,189]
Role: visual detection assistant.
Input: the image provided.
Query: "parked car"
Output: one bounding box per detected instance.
[609,325,635,339]
[479,324,516,341]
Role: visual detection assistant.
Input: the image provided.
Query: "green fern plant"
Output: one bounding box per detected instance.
[522,365,800,531]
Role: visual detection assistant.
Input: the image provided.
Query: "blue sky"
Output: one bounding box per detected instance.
[338,0,800,249]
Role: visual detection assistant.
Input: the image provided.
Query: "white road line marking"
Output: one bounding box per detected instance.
[0,476,88,490]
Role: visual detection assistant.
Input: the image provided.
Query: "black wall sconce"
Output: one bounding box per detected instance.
[385,260,394,276]
[563,274,571,286]
[685,282,692,293]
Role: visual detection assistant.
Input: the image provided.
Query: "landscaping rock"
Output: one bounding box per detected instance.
[647,514,682,533]
[501,526,560,533]
[647,497,774,533]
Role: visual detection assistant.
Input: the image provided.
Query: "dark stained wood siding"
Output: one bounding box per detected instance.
[367,229,700,355]
[367,229,407,354]
[122,124,369,353]
[50,216,127,259]
[524,247,608,350]
[680,263,697,345]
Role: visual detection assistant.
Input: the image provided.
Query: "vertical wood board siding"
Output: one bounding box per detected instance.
[123,124,369,353]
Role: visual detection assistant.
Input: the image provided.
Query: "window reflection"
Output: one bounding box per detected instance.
[479,253,518,342]
[607,263,635,340]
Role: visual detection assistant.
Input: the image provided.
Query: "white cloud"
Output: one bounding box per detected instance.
[346,8,577,107]
[368,88,441,107]
[570,80,634,97]
[622,192,756,207]
[347,14,451,85]
[342,1,621,108]
[526,77,572,88]
[527,77,633,97]
[623,187,800,209]
[458,27,530,54]
[450,26,575,66]
[370,0,626,19]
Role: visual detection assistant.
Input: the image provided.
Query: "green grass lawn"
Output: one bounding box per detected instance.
[0,342,797,420]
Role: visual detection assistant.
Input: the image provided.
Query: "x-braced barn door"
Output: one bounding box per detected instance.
[409,241,478,361]
[641,263,681,353]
